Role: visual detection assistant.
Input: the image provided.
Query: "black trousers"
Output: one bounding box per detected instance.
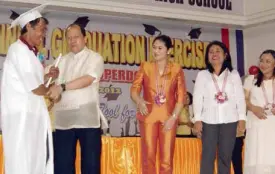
[53,128,101,174]
[232,136,244,174]
[200,122,237,174]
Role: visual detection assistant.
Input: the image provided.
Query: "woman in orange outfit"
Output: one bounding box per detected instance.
[131,35,187,174]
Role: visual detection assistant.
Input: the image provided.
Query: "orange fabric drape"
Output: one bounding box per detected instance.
[0,136,236,174]
[75,136,235,174]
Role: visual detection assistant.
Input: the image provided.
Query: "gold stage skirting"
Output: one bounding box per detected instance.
[0,136,236,174]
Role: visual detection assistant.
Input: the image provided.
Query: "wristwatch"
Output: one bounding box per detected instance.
[61,83,66,92]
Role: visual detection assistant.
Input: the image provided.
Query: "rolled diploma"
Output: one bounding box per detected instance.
[46,53,62,87]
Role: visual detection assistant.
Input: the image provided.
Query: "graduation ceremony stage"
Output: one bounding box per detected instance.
[0,136,236,174]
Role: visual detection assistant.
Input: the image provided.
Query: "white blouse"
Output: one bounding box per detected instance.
[193,69,246,124]
[244,75,275,128]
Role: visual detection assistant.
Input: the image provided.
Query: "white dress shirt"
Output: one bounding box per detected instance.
[193,69,246,124]
[53,47,106,129]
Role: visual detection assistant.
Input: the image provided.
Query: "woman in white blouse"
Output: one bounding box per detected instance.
[243,50,275,174]
[193,41,246,174]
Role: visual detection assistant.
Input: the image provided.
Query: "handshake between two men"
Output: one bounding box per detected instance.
[44,66,63,110]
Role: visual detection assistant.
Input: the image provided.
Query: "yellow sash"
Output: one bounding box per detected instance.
[44,97,55,131]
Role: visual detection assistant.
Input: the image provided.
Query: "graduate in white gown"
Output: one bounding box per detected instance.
[244,50,275,174]
[1,4,59,174]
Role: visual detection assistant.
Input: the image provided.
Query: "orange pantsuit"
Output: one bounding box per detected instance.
[131,61,186,174]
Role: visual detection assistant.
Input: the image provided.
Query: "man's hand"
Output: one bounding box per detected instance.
[53,94,62,103]
[46,66,59,80]
[47,84,62,100]
[32,84,48,96]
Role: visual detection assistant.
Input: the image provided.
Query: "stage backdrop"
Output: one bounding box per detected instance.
[0,8,244,137]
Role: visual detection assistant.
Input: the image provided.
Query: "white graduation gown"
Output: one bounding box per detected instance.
[1,40,53,174]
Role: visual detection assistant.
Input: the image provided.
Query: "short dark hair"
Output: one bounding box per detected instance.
[205,40,233,75]
[21,17,49,35]
[255,49,275,87]
[66,23,86,37]
[187,92,193,105]
[153,35,172,49]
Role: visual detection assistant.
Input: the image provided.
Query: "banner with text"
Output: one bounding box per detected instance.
[0,9,244,136]
[99,0,243,14]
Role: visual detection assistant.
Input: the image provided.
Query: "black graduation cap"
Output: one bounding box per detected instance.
[103,85,121,101]
[10,10,20,20]
[143,24,162,36]
[73,16,90,28]
[188,28,201,39]
[104,92,121,101]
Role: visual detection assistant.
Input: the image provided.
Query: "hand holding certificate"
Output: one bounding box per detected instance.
[46,53,62,88]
